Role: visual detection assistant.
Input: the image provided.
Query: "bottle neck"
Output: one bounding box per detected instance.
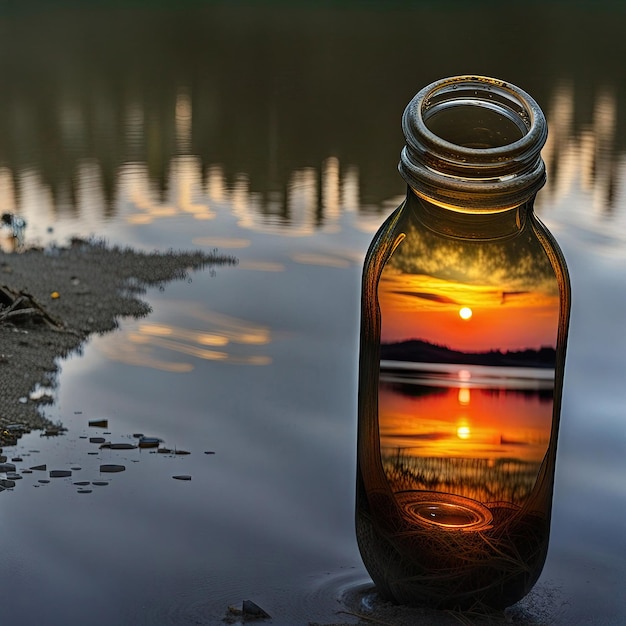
[406,186,529,241]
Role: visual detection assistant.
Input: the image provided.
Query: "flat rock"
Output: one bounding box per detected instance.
[30,464,47,471]
[50,470,72,478]
[99,464,125,473]
[89,437,106,444]
[0,463,16,472]
[138,437,161,448]
[172,475,192,481]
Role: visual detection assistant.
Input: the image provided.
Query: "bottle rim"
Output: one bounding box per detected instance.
[399,75,548,211]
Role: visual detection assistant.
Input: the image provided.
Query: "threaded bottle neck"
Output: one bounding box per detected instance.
[399,75,548,212]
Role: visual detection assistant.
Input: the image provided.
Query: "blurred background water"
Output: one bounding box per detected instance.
[1,2,625,624]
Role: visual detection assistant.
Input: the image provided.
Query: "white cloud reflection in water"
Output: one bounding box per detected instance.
[96,306,272,371]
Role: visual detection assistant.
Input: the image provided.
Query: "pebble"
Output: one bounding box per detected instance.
[0,463,16,472]
[172,475,192,481]
[89,437,106,444]
[100,464,125,473]
[50,470,72,478]
[30,464,47,471]
[242,600,271,618]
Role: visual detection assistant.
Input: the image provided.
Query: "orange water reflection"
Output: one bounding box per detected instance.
[379,377,552,463]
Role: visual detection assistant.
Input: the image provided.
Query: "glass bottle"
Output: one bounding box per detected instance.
[356,75,570,611]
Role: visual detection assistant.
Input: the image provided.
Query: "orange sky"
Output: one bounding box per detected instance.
[379,270,559,352]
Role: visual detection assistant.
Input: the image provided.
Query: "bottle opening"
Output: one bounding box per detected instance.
[424,100,527,149]
[400,75,548,210]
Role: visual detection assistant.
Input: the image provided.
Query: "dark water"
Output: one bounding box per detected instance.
[1,2,626,624]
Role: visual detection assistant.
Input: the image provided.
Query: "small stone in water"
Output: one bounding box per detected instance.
[77,489,92,494]
[38,479,50,484]
[50,470,72,478]
[92,481,109,486]
[74,481,90,486]
[172,475,192,481]
[11,457,22,462]
[100,464,125,473]
[242,600,271,619]
[30,464,46,471]
[89,437,106,444]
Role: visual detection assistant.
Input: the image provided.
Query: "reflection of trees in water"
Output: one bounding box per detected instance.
[481,387,554,403]
[380,380,447,399]
[383,451,541,505]
[0,4,624,222]
[381,380,553,402]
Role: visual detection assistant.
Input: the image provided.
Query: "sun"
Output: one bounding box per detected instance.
[459,307,473,320]
[457,426,471,440]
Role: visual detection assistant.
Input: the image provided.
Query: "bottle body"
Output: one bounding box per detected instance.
[356,76,570,610]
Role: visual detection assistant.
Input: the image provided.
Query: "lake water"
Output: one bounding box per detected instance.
[1,2,626,624]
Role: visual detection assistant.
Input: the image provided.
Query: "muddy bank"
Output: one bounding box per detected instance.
[0,239,235,441]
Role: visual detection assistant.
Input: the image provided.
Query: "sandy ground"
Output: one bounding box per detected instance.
[0,238,236,442]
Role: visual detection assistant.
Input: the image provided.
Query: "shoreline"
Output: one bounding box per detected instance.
[0,239,235,443]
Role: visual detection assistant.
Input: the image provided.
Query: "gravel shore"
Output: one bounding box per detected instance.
[0,239,235,443]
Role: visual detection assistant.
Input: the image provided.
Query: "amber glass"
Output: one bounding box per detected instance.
[356,76,570,611]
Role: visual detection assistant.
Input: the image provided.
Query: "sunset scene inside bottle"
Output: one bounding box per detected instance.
[377,212,559,521]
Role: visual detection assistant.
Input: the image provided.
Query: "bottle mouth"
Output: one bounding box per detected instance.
[399,75,548,211]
